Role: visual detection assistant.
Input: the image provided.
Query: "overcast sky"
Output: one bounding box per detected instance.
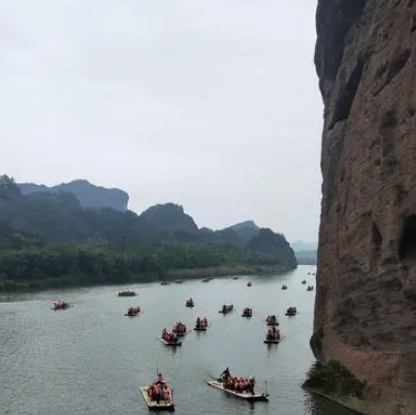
[0,0,322,242]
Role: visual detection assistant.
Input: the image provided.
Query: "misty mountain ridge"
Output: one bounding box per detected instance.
[291,240,318,253]
[18,179,129,212]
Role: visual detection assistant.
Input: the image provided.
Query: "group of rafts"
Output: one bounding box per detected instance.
[141,367,268,411]
[263,307,297,343]
[160,316,209,345]
[53,289,301,409]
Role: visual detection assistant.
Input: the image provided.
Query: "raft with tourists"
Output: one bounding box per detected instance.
[285,306,297,316]
[265,314,279,326]
[307,285,314,291]
[185,298,194,307]
[159,329,182,346]
[140,372,174,411]
[219,304,234,314]
[172,322,190,337]
[118,290,136,297]
[52,300,69,310]
[194,316,208,331]
[241,307,253,317]
[264,327,283,344]
[125,306,140,317]
[207,368,269,401]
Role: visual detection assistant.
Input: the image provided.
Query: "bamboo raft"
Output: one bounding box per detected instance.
[172,330,191,337]
[218,305,234,314]
[194,326,207,331]
[207,380,269,401]
[139,385,175,411]
[159,337,182,346]
[264,333,286,344]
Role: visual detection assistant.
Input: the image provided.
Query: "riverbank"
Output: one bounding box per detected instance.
[164,263,292,279]
[0,263,294,293]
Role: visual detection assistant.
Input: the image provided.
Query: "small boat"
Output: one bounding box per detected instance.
[207,379,268,401]
[233,276,239,280]
[285,306,297,316]
[125,306,141,317]
[281,285,288,290]
[160,329,182,346]
[140,378,174,411]
[194,317,208,331]
[185,298,194,307]
[201,277,211,283]
[247,281,252,287]
[52,301,69,310]
[264,336,285,344]
[241,307,253,317]
[118,290,136,297]
[172,322,189,337]
[265,315,279,326]
[264,328,283,344]
[160,281,169,286]
[159,337,182,346]
[219,304,234,314]
[301,280,307,284]
[307,286,314,291]
[175,279,183,284]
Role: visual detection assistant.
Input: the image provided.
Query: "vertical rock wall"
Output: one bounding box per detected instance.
[313,0,416,413]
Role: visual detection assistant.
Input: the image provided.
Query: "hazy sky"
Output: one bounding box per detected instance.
[0,1,323,242]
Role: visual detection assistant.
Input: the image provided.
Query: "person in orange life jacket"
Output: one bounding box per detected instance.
[155,373,164,384]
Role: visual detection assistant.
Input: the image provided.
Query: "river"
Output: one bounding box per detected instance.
[0,265,357,415]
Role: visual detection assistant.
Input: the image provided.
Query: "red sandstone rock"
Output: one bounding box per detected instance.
[313,0,416,414]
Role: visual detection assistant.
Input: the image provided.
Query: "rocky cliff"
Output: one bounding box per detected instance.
[19,179,129,211]
[312,1,416,414]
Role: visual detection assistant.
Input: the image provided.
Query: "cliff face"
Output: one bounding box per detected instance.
[19,180,129,212]
[313,1,416,414]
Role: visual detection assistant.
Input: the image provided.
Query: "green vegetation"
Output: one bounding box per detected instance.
[0,242,287,292]
[0,175,297,291]
[303,360,366,398]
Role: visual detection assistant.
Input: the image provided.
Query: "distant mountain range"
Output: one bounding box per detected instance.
[18,179,129,212]
[291,240,318,253]
[16,178,317,265]
[290,241,318,265]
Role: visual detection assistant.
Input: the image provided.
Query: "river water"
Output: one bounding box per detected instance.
[0,265,357,415]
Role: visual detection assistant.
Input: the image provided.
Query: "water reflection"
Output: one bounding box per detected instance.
[303,390,361,415]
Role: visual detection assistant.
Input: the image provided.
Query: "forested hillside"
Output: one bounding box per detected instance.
[0,175,297,290]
